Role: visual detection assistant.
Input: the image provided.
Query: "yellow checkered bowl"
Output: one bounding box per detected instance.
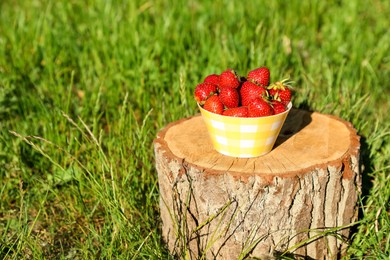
[198,102,292,158]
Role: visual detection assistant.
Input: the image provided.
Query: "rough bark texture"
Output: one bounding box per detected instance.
[154,109,361,259]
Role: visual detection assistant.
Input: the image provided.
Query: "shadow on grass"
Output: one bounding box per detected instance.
[357,136,374,202]
[349,135,374,238]
[0,241,15,259]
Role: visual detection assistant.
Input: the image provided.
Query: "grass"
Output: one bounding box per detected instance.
[0,0,389,258]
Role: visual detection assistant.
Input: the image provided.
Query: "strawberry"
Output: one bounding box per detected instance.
[223,107,249,117]
[194,82,217,104]
[247,66,270,87]
[240,81,268,106]
[268,88,276,97]
[203,95,224,115]
[271,100,287,114]
[248,97,274,117]
[268,79,292,106]
[219,87,239,108]
[276,87,292,106]
[219,68,240,89]
[203,74,220,86]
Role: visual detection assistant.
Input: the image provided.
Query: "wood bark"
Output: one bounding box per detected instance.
[154,108,361,259]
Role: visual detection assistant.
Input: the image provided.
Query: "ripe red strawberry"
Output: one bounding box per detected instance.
[223,107,249,117]
[277,87,291,106]
[268,80,292,106]
[247,66,270,87]
[194,82,217,104]
[240,81,268,106]
[219,68,240,89]
[271,100,287,114]
[248,97,274,117]
[203,95,224,115]
[268,88,276,96]
[203,74,220,86]
[219,87,239,108]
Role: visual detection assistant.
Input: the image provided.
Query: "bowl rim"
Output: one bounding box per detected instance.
[197,102,292,120]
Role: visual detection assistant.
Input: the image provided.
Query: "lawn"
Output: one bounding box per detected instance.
[0,0,389,259]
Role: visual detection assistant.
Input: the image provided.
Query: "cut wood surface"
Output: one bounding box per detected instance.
[154,108,361,259]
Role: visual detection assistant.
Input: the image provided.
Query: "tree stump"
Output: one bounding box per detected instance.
[154,108,361,259]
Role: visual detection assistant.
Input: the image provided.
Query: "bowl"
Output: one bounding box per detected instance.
[198,102,292,158]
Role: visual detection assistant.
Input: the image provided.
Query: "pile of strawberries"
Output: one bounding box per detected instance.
[194,67,293,117]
